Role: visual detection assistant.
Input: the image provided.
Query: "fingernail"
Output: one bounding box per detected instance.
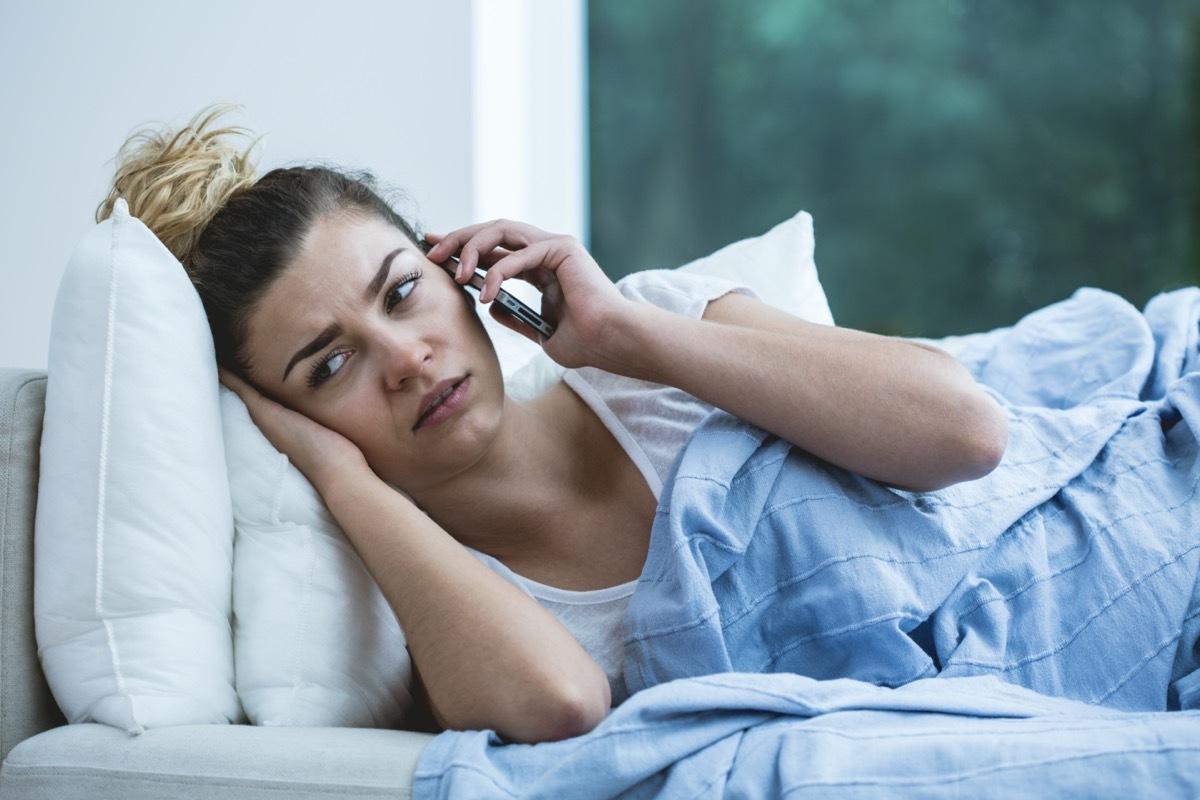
[455,260,465,281]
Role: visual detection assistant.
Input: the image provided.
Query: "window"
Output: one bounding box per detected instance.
[588,0,1200,336]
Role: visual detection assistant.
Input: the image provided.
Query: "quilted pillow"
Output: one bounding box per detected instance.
[34,200,240,732]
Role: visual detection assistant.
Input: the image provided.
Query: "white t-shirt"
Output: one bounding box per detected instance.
[472,270,753,705]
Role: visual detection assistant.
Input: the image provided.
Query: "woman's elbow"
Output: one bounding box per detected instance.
[970,394,1008,473]
[907,392,1007,493]
[540,680,611,742]
[945,392,1008,487]
[503,668,611,744]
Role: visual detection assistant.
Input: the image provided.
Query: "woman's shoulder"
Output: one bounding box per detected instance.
[614,269,757,321]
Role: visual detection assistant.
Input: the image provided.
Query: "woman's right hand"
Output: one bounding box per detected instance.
[220,368,370,491]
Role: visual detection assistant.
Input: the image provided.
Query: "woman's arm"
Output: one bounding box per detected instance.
[222,372,610,743]
[428,221,1006,493]
[618,292,1006,492]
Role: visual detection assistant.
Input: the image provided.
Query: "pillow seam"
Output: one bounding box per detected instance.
[268,454,288,526]
[285,524,318,726]
[97,206,142,734]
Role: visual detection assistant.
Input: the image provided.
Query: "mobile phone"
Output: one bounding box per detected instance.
[444,258,556,338]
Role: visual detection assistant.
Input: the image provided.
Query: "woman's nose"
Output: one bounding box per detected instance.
[375,328,432,390]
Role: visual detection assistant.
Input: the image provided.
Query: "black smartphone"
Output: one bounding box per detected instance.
[443,258,555,338]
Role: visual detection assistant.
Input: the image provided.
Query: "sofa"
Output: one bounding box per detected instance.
[0,367,437,799]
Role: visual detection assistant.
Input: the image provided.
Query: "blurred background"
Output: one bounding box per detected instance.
[590,0,1200,336]
[2,0,1197,369]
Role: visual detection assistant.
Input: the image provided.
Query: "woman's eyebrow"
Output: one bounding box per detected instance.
[279,247,407,383]
[283,323,343,382]
[363,247,405,303]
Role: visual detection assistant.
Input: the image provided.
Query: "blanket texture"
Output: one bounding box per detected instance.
[414,288,1200,798]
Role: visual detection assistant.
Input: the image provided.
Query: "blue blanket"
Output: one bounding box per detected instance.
[414,288,1200,798]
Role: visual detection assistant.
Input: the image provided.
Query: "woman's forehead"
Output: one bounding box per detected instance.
[243,214,417,380]
[297,212,416,271]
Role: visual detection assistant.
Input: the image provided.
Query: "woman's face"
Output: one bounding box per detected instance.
[242,211,506,493]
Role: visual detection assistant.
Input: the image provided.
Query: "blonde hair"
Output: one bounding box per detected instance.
[97,105,427,376]
[96,104,259,265]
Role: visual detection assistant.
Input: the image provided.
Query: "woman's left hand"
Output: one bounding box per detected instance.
[425,219,638,371]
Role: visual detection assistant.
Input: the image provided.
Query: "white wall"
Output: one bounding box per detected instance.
[0,0,584,371]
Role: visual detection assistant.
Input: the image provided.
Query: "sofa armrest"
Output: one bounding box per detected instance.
[0,369,65,763]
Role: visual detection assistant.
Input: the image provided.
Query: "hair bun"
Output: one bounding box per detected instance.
[97,105,259,265]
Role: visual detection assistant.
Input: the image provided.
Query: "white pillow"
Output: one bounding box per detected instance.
[679,210,832,325]
[34,200,240,733]
[223,389,413,727]
[229,208,832,728]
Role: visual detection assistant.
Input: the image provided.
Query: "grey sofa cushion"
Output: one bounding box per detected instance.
[0,370,64,763]
[1,722,434,799]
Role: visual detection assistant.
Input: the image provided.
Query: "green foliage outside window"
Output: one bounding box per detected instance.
[589,0,1200,336]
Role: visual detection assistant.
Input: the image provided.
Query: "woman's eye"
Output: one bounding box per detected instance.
[385,271,421,312]
[308,350,350,388]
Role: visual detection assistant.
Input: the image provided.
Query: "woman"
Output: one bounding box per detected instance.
[99,107,1007,743]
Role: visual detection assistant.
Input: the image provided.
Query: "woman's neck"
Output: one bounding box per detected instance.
[407,381,608,560]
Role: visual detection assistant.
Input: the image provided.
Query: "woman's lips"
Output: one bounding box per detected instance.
[413,376,470,431]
